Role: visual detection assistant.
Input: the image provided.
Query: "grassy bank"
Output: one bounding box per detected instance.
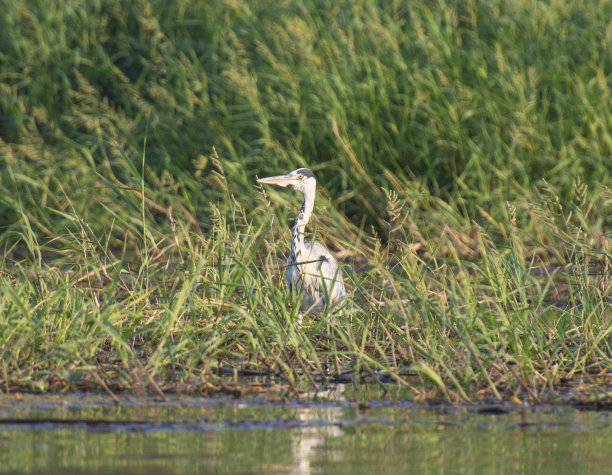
[0,0,611,403]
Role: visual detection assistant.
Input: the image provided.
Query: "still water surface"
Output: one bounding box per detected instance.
[0,392,611,474]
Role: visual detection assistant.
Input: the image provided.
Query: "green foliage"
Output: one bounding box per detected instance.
[2,0,611,230]
[0,158,610,402]
[0,0,610,402]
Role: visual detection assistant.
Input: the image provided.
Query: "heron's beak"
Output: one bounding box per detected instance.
[256,174,298,188]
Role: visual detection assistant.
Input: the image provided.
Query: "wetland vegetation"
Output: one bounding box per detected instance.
[0,0,611,405]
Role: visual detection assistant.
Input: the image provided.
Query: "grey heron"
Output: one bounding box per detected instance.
[257,168,347,313]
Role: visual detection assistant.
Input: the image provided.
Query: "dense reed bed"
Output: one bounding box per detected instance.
[0,0,610,403]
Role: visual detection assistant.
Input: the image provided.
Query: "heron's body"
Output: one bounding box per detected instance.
[288,238,346,313]
[258,168,347,313]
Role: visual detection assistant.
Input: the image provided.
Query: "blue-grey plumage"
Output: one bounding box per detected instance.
[257,168,347,313]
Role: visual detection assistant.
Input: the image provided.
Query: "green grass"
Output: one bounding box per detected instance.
[0,0,611,403]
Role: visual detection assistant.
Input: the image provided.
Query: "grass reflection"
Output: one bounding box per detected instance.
[0,396,611,474]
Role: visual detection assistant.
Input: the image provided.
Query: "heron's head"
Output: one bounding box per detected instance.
[257,168,316,194]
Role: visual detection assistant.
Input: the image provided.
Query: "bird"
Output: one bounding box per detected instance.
[257,168,347,313]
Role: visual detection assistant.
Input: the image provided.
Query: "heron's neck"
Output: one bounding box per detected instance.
[290,188,315,264]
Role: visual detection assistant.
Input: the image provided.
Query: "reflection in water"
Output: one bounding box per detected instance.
[291,383,348,473]
[293,406,345,473]
[0,393,611,474]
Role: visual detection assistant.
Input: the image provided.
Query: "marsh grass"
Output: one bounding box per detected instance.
[0,151,610,403]
[1,0,611,403]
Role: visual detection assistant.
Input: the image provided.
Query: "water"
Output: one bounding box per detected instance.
[1,392,611,474]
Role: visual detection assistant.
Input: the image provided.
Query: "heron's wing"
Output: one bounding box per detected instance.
[305,241,331,257]
[305,241,345,287]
